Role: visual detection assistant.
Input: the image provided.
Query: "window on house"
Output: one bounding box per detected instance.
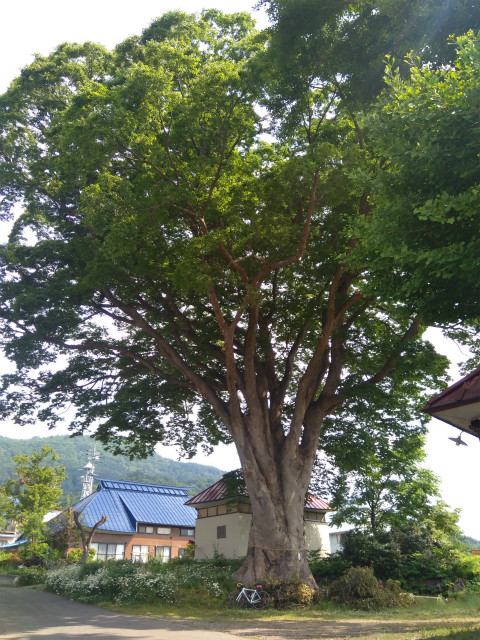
[90,543,125,561]
[304,512,326,522]
[155,546,171,562]
[138,525,155,534]
[178,547,187,558]
[180,528,194,536]
[131,545,150,562]
[217,525,226,539]
[156,527,172,535]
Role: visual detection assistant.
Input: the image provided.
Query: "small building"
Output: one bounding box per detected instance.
[1,511,62,553]
[67,478,196,562]
[0,537,28,553]
[185,478,333,560]
[329,530,349,555]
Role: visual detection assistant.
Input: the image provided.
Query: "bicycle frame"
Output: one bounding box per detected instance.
[236,586,260,606]
[229,583,270,609]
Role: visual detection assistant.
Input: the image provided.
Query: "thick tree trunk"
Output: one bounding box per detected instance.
[232,435,318,589]
[234,496,316,589]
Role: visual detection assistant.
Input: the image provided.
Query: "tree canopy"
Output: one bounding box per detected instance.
[312,370,447,534]
[324,425,440,534]
[355,31,480,325]
[0,7,478,584]
[262,0,480,113]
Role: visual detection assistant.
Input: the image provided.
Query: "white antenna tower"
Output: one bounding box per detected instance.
[80,445,101,498]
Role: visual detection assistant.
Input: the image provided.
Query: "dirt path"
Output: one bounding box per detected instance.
[176,616,480,640]
[4,587,479,640]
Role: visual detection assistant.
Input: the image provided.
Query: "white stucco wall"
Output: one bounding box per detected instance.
[194,513,331,559]
[304,520,330,555]
[329,531,348,554]
[194,512,251,560]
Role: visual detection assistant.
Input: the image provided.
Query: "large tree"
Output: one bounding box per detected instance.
[0,9,471,585]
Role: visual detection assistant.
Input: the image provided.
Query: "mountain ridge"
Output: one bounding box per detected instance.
[0,434,224,504]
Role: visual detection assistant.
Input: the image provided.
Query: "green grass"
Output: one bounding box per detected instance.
[29,557,480,639]
[103,597,480,640]
[363,628,480,640]
[105,592,480,621]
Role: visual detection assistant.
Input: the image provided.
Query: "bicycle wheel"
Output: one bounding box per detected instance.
[252,590,270,609]
[228,592,247,608]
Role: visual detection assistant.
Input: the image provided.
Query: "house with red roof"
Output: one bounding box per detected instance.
[185,476,333,560]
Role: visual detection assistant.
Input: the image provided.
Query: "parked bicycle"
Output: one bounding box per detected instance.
[228,582,270,609]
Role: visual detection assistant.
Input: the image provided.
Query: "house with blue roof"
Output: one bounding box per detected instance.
[67,478,196,562]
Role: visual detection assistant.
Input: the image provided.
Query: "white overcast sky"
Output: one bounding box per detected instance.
[0,1,478,539]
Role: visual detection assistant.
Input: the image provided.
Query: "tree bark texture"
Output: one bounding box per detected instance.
[233,456,316,587]
[73,511,108,564]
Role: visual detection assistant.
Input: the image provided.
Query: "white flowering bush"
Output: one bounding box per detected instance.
[45,565,83,599]
[45,564,123,603]
[115,570,177,604]
[151,558,238,593]
[44,557,238,605]
[79,567,118,603]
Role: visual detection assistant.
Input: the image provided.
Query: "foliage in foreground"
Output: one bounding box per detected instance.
[262,578,317,608]
[341,526,480,596]
[0,446,66,548]
[310,524,480,598]
[44,558,240,606]
[328,566,413,611]
[7,552,480,615]
[16,566,48,586]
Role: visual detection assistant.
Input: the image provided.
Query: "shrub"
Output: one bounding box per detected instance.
[310,553,351,584]
[66,548,96,563]
[19,542,51,567]
[66,549,83,563]
[78,567,118,603]
[328,566,413,611]
[149,557,237,595]
[0,552,14,564]
[44,556,237,606]
[45,565,83,599]
[340,530,403,581]
[263,578,316,608]
[0,552,22,570]
[17,566,48,586]
[115,571,177,604]
[336,527,480,596]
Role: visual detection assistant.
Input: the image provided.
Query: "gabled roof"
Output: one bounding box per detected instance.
[185,478,333,511]
[71,478,196,533]
[304,494,333,511]
[423,367,480,436]
[185,478,228,504]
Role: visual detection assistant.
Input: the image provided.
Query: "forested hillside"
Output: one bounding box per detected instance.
[0,435,223,504]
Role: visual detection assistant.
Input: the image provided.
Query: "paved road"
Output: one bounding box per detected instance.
[0,587,241,640]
